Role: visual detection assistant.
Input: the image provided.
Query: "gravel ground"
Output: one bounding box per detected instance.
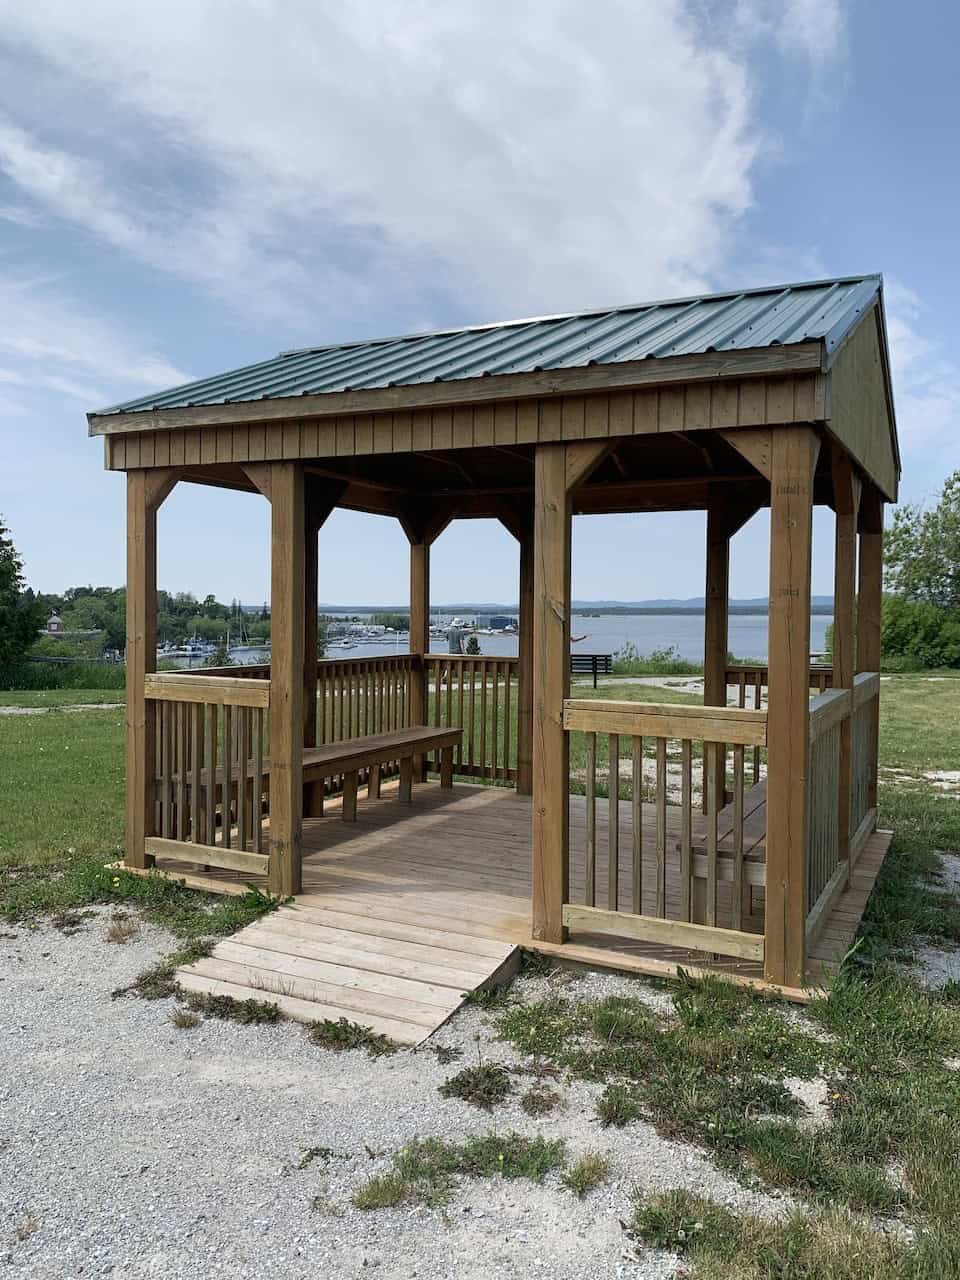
[1,909,791,1280]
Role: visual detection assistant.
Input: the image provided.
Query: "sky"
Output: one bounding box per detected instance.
[0,0,957,608]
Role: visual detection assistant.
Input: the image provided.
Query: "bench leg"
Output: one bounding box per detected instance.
[368,763,382,800]
[303,780,324,819]
[440,745,454,789]
[399,756,413,803]
[342,771,359,821]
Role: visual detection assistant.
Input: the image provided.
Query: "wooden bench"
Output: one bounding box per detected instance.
[570,653,613,688]
[302,724,462,820]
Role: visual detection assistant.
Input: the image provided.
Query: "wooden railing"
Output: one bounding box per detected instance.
[424,655,519,782]
[805,672,880,945]
[560,699,768,962]
[145,672,270,874]
[316,654,414,742]
[724,663,834,787]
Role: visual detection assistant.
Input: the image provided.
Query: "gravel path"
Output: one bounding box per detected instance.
[1,909,787,1280]
[0,704,121,716]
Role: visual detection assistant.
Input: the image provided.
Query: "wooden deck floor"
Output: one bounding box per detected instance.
[140,781,891,1033]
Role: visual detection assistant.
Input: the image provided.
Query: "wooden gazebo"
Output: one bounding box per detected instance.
[90,275,898,1014]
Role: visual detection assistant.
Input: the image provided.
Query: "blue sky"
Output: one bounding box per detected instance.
[0,0,956,607]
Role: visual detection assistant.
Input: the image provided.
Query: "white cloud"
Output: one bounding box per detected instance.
[735,0,845,65]
[0,1,762,326]
[0,270,190,415]
[883,279,960,467]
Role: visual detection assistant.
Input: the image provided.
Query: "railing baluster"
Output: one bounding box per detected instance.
[585,731,596,907]
[479,662,488,775]
[631,735,642,914]
[161,701,173,838]
[732,743,745,928]
[237,707,248,851]
[608,732,619,911]
[222,703,232,848]
[656,737,667,917]
[680,738,692,921]
[705,740,718,926]
[491,660,500,779]
[190,703,202,844]
[206,703,217,848]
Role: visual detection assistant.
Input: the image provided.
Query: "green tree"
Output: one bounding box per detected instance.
[0,518,45,665]
[465,633,481,655]
[884,470,960,614]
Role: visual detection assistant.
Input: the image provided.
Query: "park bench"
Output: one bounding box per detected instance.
[570,652,613,688]
[301,724,461,819]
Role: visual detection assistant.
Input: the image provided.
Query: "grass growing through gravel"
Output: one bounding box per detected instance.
[439,1061,513,1109]
[307,1017,400,1057]
[352,1133,567,1209]
[629,1188,960,1279]
[495,966,960,1219]
[561,1152,610,1197]
[182,990,282,1024]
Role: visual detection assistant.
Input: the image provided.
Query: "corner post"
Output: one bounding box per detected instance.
[532,444,571,942]
[832,449,861,872]
[125,469,178,870]
[703,504,731,809]
[267,462,305,896]
[409,539,430,732]
[765,427,819,988]
[857,485,884,814]
[532,439,610,943]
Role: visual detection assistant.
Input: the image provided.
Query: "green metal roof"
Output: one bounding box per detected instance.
[93,275,883,417]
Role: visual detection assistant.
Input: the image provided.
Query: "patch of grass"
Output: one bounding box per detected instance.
[170,1008,201,1030]
[461,982,516,1009]
[520,1085,562,1116]
[352,1132,567,1210]
[595,1082,643,1128]
[113,938,214,1000]
[561,1151,609,1197]
[307,1017,400,1057]
[519,948,556,978]
[309,1195,344,1217]
[182,990,282,1024]
[297,1145,346,1170]
[629,1188,960,1279]
[105,914,140,944]
[438,1062,513,1109]
[0,688,124,707]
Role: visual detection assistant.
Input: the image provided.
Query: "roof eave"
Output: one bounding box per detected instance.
[87,340,825,438]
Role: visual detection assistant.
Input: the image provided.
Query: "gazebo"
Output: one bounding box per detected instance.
[89,275,898,1019]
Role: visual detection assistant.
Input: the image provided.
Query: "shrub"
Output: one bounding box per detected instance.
[881,596,960,670]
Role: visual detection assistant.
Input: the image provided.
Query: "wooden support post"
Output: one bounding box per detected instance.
[704,504,731,810]
[267,463,305,896]
[125,470,178,870]
[516,525,534,796]
[765,427,819,988]
[302,480,346,753]
[858,485,884,814]
[832,449,861,874]
[532,444,571,943]
[400,502,458,777]
[531,439,608,944]
[497,502,535,797]
[303,515,319,749]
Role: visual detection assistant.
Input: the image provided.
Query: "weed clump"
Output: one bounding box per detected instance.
[520,1085,562,1116]
[352,1133,566,1210]
[439,1062,513,1110]
[182,990,282,1024]
[308,1017,399,1057]
[561,1151,609,1197]
[170,1008,201,1030]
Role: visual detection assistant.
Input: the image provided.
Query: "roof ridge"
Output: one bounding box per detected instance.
[276,274,881,360]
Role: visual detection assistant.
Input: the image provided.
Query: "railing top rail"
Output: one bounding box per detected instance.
[175,663,270,678]
[425,652,520,665]
[318,652,415,667]
[808,687,850,741]
[145,671,270,708]
[852,670,881,707]
[563,697,767,746]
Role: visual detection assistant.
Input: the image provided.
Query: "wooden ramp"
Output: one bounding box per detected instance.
[176,900,520,1045]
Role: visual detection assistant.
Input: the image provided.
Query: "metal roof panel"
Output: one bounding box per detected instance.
[93,275,882,416]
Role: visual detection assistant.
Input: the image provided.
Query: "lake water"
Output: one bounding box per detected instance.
[197,611,832,667]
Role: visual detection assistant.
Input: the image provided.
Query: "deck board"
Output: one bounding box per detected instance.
[119,780,892,1028]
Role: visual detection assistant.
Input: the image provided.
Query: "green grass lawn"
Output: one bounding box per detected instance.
[878,674,960,772]
[0,688,125,708]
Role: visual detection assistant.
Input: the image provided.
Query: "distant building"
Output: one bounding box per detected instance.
[474,613,517,631]
[45,613,64,633]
